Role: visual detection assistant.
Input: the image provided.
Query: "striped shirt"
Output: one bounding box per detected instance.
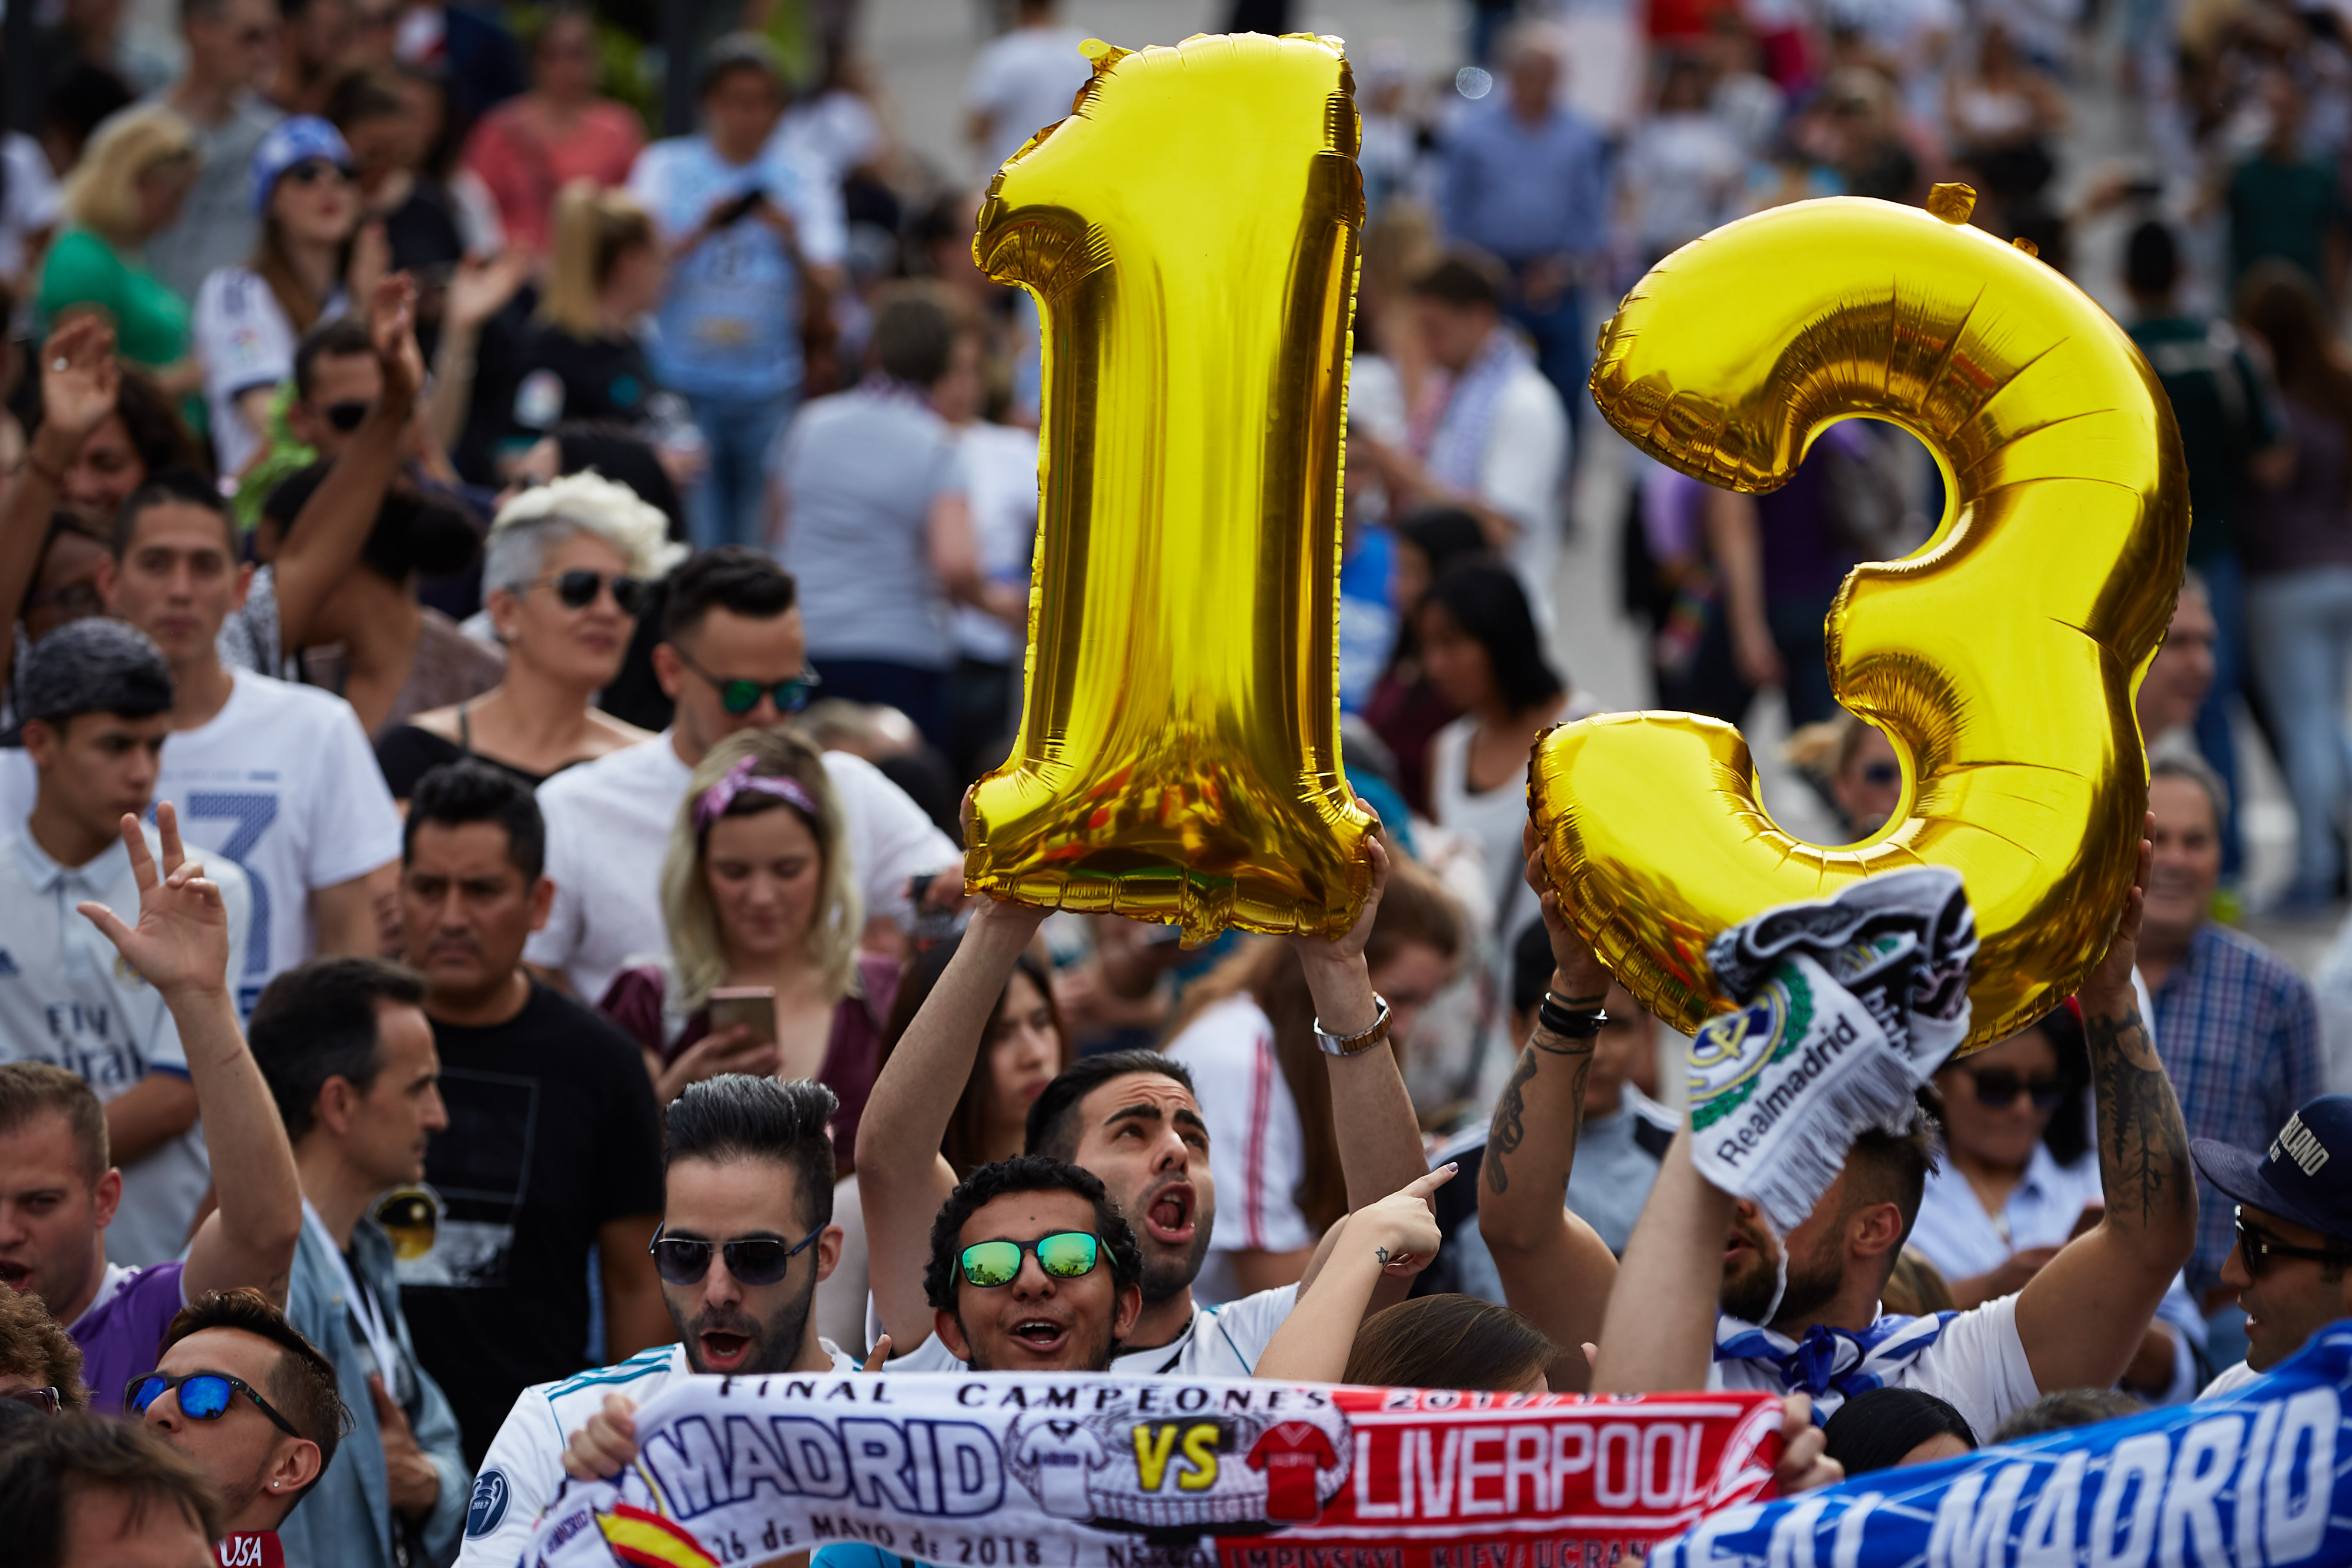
[2150,922,2323,1292]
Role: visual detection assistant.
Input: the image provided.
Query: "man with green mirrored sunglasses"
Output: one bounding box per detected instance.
[923,1155,1143,1373]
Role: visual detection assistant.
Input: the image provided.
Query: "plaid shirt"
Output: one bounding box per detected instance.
[2150,922,2324,1292]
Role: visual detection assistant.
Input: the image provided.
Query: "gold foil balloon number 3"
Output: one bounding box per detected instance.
[963,33,1375,941]
[1533,188,2189,1050]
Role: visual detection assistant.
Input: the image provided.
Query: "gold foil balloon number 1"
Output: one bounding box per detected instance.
[963,33,1375,941]
[1533,186,2189,1051]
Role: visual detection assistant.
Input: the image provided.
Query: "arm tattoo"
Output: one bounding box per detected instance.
[1375,1245,1394,1268]
[1485,1039,1595,1196]
[2086,1004,2193,1230]
[1486,1048,1539,1195]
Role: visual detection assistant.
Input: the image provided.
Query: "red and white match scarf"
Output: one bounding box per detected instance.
[524,1373,1783,1568]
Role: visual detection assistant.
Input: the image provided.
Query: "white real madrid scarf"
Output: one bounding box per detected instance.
[1686,867,1976,1231]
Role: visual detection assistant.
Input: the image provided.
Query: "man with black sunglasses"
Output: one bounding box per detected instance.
[131,1287,345,1559]
[455,1075,861,1568]
[2196,1095,2352,1398]
[529,547,960,1008]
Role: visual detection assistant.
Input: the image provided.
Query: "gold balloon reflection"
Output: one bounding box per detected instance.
[1534,188,2188,1049]
[963,32,1376,942]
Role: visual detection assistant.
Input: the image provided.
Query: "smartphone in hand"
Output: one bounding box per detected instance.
[707,985,779,1043]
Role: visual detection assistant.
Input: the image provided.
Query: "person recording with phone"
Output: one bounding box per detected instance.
[597,727,897,1172]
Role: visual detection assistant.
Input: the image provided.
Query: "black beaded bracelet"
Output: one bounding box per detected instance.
[1536,992,1606,1041]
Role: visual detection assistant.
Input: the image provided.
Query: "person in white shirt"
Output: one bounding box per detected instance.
[1355,251,1571,613]
[0,474,403,1016]
[933,320,1040,776]
[457,1075,864,1567]
[1539,831,2199,1442]
[1163,857,1462,1305]
[527,547,960,1008]
[0,619,253,1265]
[858,842,1434,1379]
[192,115,369,480]
[964,0,1091,177]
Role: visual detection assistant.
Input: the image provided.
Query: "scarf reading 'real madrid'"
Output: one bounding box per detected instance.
[1685,866,1977,1233]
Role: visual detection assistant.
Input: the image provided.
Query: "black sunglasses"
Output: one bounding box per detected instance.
[674,647,820,717]
[2,1385,59,1415]
[323,399,373,433]
[1861,761,1901,786]
[649,1223,824,1288]
[1960,1065,2067,1110]
[282,159,350,188]
[2234,1208,2352,1279]
[520,569,645,617]
[125,1371,302,1439]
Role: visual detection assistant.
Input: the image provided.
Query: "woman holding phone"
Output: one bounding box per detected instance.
[597,727,897,1172]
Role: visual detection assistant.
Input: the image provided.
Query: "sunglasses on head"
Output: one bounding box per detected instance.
[520,569,645,616]
[323,399,373,433]
[2,1385,59,1415]
[675,647,819,717]
[649,1223,823,1288]
[958,1231,1102,1289]
[125,1372,302,1438]
[2234,1207,2352,1279]
[1960,1065,2067,1110]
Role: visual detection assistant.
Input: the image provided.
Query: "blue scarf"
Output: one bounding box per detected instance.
[1713,1310,1958,1424]
[1426,327,1534,490]
[1661,1321,2352,1568]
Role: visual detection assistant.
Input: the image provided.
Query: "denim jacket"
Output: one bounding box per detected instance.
[279,1213,470,1567]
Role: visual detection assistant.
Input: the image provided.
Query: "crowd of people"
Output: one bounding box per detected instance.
[1,0,2351,1565]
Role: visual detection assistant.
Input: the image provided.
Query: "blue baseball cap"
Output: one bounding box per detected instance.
[250,116,353,215]
[2192,1095,2352,1244]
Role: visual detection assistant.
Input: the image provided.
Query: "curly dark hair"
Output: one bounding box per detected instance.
[923,1156,1142,1314]
[0,1285,88,1411]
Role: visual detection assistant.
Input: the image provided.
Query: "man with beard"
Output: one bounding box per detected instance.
[456,1075,861,1567]
[860,843,1434,1377]
[394,762,666,1469]
[921,1158,1143,1372]
[1545,828,2198,1442]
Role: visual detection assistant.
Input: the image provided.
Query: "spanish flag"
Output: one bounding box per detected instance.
[595,1505,719,1568]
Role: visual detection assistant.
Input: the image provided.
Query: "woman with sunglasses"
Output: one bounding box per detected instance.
[1912,1007,2204,1400]
[192,116,386,483]
[598,728,897,1168]
[376,470,680,800]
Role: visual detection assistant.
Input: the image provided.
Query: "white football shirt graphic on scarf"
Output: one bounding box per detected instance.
[1687,865,1977,1231]
[1693,867,1980,1422]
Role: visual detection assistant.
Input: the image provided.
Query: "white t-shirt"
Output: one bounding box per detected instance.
[964,25,1094,173]
[0,673,402,1013]
[950,420,1040,666]
[455,1339,858,1567]
[1428,688,1608,955]
[526,734,960,1007]
[2200,1359,2261,1400]
[1425,357,1570,611]
[889,1284,1300,1379]
[191,266,346,480]
[1013,1419,1110,1519]
[1165,992,1312,1305]
[0,132,62,308]
[0,827,251,1266]
[1709,1293,2043,1444]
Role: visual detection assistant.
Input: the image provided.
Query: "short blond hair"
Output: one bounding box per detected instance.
[538,179,655,337]
[486,470,686,587]
[63,106,201,246]
[661,730,862,1014]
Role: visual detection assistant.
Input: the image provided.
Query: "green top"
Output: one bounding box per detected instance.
[36,226,192,373]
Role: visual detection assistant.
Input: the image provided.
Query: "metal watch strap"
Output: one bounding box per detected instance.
[1313,994,1394,1057]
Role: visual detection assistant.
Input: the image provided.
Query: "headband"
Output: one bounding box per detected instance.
[694,756,819,834]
